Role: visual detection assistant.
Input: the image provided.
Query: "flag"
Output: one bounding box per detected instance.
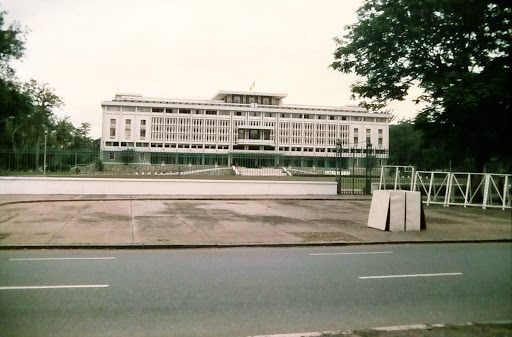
[249,81,255,90]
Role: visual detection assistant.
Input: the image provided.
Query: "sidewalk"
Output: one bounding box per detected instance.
[0,194,510,247]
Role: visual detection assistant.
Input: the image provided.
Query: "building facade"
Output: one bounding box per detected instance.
[101,90,391,169]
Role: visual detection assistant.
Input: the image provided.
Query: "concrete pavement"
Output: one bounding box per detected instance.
[0,195,510,247]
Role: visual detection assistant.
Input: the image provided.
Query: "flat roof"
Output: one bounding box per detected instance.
[211,90,288,101]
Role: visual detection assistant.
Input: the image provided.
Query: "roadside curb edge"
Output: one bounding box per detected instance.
[248,320,512,337]
[1,239,510,250]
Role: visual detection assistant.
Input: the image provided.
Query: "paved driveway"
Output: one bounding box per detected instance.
[0,198,510,245]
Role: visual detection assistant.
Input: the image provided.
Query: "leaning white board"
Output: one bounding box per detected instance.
[367,190,425,232]
[367,190,390,231]
[405,191,421,231]
[389,191,406,232]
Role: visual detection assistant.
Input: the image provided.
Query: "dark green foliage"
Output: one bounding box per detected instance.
[0,10,32,149]
[389,120,453,170]
[0,9,26,78]
[389,121,423,167]
[332,0,511,171]
[0,10,95,155]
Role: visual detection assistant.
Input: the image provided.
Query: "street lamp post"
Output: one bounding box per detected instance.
[335,140,342,195]
[43,130,48,176]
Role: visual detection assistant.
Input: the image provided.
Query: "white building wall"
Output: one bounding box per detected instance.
[0,177,337,195]
[100,92,391,157]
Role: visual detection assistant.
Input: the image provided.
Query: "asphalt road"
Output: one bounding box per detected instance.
[0,243,510,337]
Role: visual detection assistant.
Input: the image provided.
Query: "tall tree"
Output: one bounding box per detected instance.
[72,122,93,150]
[53,117,75,148]
[0,9,32,149]
[1,9,95,174]
[21,79,64,167]
[331,0,511,171]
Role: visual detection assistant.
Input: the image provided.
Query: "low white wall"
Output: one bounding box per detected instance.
[0,177,337,195]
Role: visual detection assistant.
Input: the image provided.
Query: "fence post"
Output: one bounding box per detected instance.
[43,130,48,175]
[444,173,452,207]
[394,166,399,190]
[379,166,384,190]
[336,141,341,195]
[364,142,370,194]
[426,172,434,205]
[503,175,508,211]
[482,174,490,209]
[464,173,471,208]
[352,150,355,194]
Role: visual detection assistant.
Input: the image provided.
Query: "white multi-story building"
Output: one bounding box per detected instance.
[101,90,391,168]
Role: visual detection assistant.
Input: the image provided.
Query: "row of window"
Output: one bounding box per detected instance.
[105,105,387,122]
[110,118,385,146]
[104,141,230,149]
[103,141,366,151]
[353,128,384,146]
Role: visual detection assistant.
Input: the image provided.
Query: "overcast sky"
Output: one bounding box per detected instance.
[3,0,423,138]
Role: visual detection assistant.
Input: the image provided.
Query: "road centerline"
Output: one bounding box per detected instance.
[0,284,109,290]
[9,257,116,261]
[309,251,393,256]
[359,272,463,279]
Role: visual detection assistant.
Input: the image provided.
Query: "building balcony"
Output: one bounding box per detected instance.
[236,126,274,146]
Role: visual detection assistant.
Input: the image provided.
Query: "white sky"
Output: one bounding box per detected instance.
[3,0,423,138]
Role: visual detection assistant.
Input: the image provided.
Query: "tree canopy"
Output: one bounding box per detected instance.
[0,9,26,79]
[0,9,95,155]
[331,0,511,171]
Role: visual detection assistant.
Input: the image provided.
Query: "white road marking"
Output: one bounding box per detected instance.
[0,285,109,290]
[359,272,463,279]
[249,332,329,337]
[309,251,393,256]
[373,324,428,331]
[9,257,116,261]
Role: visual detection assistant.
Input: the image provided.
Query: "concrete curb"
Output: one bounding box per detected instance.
[1,239,510,250]
[248,320,512,337]
[0,196,371,208]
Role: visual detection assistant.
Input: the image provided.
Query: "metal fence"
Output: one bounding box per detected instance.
[413,171,511,210]
[1,148,390,195]
[378,165,415,191]
[0,149,341,181]
[99,151,340,181]
[379,165,511,210]
[336,145,389,195]
[0,148,99,174]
